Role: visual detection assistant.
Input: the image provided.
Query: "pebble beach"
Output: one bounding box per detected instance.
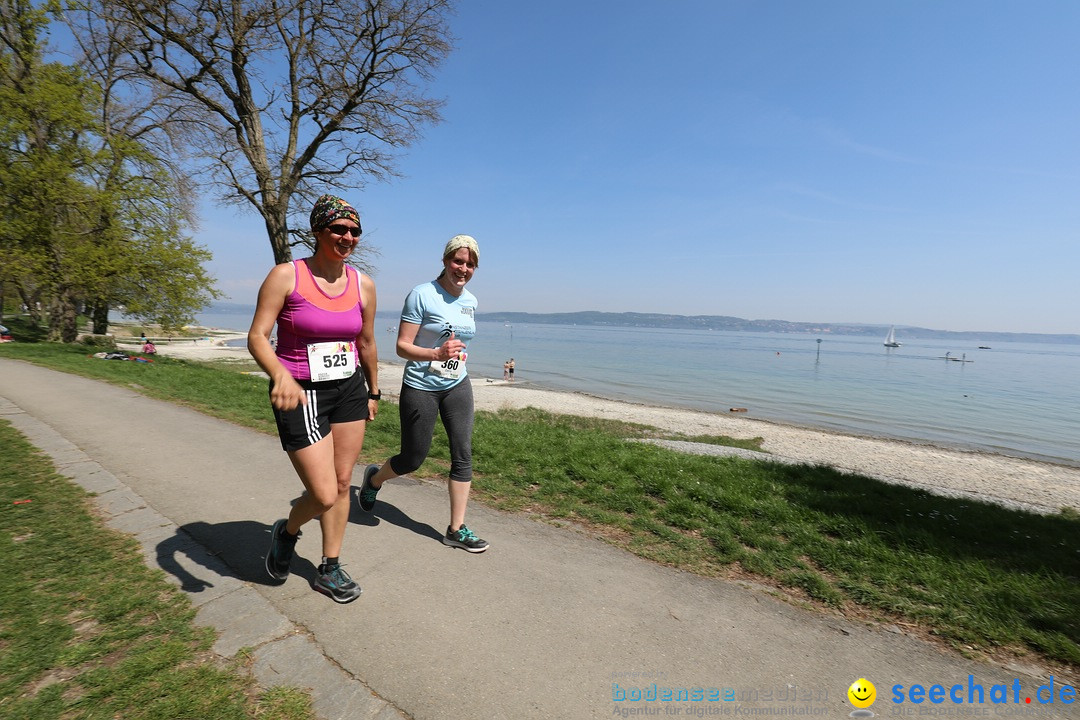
[126,330,1080,515]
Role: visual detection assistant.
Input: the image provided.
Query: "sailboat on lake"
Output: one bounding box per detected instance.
[883,326,901,348]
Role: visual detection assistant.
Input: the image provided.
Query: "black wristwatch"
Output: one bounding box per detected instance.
[368,391,381,400]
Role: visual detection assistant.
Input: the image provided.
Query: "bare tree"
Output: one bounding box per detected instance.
[66,0,454,265]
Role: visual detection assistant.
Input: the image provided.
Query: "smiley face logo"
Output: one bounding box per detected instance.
[848,678,876,709]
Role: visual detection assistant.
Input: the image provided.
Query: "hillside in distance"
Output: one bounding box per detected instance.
[476,311,1080,345]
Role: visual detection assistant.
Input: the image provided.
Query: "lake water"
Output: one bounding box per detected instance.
[198,310,1080,468]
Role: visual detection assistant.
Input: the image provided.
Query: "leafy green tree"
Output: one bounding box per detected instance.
[83,187,221,333]
[64,0,454,266]
[1,0,220,339]
[1,0,100,340]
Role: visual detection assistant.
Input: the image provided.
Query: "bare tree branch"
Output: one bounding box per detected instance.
[66,0,454,265]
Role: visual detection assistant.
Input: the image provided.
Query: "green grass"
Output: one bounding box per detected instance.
[0,420,316,720]
[467,408,1080,666]
[2,338,1078,673]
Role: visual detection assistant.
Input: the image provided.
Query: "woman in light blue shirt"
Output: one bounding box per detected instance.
[359,235,488,553]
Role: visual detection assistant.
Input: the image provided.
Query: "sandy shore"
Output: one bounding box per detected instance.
[125,331,1080,515]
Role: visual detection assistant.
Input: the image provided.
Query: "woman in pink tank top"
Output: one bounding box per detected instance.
[247,194,379,603]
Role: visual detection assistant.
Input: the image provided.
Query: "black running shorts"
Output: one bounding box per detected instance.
[271,371,370,452]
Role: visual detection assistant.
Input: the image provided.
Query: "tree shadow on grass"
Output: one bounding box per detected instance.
[0,316,48,342]
[758,461,1080,657]
[767,461,1079,577]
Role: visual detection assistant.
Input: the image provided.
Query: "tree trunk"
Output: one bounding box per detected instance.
[91,299,110,335]
[48,289,79,343]
[17,285,43,325]
[265,203,294,266]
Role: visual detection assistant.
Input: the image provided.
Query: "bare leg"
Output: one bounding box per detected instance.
[367,461,397,489]
[449,479,471,530]
[286,419,367,558]
[285,438,337,536]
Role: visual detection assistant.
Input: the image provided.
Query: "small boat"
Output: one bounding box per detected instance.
[883,326,901,348]
[978,346,991,350]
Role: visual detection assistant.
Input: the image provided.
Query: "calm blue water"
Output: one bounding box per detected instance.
[198,310,1080,467]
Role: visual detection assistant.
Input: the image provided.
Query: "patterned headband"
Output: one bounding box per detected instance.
[310,194,361,233]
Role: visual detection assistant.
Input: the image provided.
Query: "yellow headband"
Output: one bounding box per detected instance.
[443,234,479,264]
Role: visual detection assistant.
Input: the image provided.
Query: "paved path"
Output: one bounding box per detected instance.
[1,358,1072,719]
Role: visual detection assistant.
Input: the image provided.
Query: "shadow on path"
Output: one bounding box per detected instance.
[348,484,442,543]
[155,519,320,591]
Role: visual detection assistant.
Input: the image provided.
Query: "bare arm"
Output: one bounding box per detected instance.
[247,263,306,411]
[357,273,379,419]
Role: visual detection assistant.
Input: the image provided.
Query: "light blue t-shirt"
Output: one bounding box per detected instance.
[400,279,477,391]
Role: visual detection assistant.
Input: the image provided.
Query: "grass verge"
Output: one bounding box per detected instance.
[1,339,1078,676]
[0,420,315,720]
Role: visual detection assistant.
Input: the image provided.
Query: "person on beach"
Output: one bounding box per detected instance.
[508,358,515,382]
[357,234,488,553]
[247,193,379,602]
[503,359,510,381]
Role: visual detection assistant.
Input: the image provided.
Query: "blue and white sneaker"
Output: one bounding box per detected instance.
[313,563,362,603]
[443,525,489,553]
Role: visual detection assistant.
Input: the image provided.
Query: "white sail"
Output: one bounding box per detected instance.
[884,326,901,347]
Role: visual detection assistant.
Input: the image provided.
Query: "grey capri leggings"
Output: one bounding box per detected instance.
[389,376,474,482]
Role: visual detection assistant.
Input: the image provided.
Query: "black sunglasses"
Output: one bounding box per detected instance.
[326,223,362,237]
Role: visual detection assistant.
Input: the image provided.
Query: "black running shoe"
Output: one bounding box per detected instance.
[312,563,362,603]
[443,524,489,553]
[357,464,380,512]
[265,519,300,581]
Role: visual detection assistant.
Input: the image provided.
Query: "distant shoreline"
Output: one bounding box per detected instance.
[198,304,1080,344]
[475,311,1080,344]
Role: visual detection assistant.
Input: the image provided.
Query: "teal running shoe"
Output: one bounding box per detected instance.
[443,524,489,553]
[357,464,380,512]
[313,563,362,604]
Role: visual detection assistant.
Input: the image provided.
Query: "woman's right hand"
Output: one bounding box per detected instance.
[270,373,306,411]
[437,332,466,361]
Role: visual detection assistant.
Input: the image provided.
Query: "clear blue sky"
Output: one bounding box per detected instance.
[198,1,1079,334]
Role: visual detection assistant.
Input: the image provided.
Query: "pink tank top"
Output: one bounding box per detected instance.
[275,259,364,380]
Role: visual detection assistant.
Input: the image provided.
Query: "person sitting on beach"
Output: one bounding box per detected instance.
[247,193,380,603]
[142,341,156,354]
[357,234,488,553]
